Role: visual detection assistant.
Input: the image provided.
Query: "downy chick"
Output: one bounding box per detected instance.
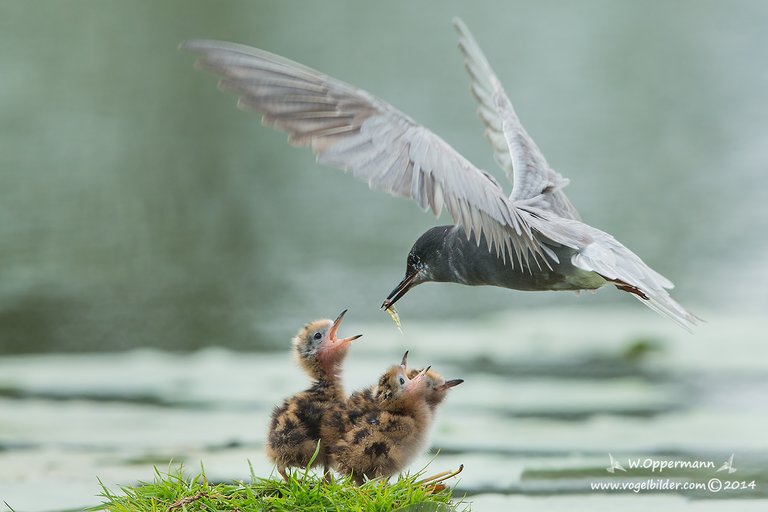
[332,352,432,485]
[267,309,361,481]
[343,351,424,430]
[346,355,463,422]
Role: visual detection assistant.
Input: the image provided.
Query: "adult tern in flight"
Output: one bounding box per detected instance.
[181,18,698,329]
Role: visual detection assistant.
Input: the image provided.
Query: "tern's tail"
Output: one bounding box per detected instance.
[577,245,699,330]
[525,209,700,330]
[603,274,700,331]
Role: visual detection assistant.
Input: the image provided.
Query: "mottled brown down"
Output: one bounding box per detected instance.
[332,361,432,485]
[266,312,360,480]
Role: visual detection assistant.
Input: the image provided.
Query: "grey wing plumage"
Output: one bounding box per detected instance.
[181,39,553,268]
[453,17,581,221]
[453,19,697,328]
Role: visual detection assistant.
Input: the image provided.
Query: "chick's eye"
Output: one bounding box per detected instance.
[399,377,405,385]
[313,332,322,340]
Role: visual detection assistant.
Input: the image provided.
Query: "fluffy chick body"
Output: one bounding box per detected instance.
[332,360,431,484]
[266,312,360,480]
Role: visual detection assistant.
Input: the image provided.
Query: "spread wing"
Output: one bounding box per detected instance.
[453,17,581,220]
[181,39,554,268]
[453,19,697,328]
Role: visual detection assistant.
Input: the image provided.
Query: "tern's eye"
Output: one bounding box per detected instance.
[399,377,405,385]
[313,332,322,340]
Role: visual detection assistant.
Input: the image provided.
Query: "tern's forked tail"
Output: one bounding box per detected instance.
[524,208,700,330]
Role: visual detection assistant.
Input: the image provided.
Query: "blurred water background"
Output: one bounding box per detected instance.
[1,0,767,353]
[1,1,768,511]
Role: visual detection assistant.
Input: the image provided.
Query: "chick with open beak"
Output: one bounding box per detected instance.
[293,309,363,378]
[267,309,362,481]
[331,351,435,485]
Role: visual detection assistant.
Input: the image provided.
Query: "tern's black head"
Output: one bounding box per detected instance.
[382,226,453,309]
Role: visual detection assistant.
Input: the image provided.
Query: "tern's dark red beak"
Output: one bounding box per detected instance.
[382,270,419,309]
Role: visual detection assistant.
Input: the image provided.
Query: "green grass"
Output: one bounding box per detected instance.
[92,462,465,512]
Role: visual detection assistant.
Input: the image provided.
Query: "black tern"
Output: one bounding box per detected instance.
[181,18,698,329]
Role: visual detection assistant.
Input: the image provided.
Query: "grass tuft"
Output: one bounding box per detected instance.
[91,464,466,512]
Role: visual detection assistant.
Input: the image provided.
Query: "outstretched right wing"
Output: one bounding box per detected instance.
[453,17,581,221]
[181,39,554,269]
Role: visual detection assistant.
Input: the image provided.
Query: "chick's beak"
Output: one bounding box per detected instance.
[400,350,409,371]
[406,365,431,391]
[382,270,419,309]
[329,309,363,345]
[438,379,464,391]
